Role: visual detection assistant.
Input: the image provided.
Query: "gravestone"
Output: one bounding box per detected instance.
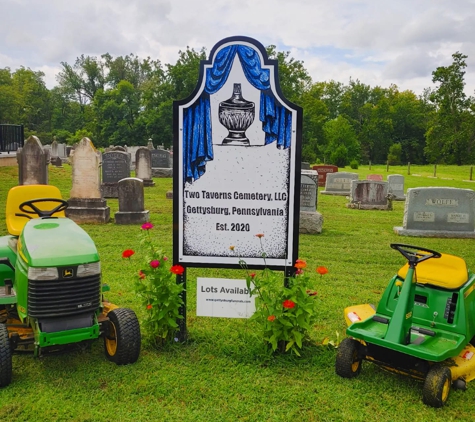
[151,149,172,177]
[17,135,48,185]
[57,143,67,160]
[366,174,383,181]
[115,178,150,224]
[394,187,475,238]
[301,162,310,170]
[51,138,58,158]
[51,156,63,168]
[300,170,318,212]
[299,169,323,234]
[388,174,406,201]
[312,165,338,187]
[101,151,131,198]
[135,147,155,187]
[347,180,391,210]
[147,140,154,150]
[321,172,358,196]
[66,137,110,224]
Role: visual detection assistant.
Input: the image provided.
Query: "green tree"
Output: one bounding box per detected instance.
[299,83,329,163]
[425,52,475,164]
[323,115,360,165]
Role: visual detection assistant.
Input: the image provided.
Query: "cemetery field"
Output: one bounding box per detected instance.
[1,164,475,422]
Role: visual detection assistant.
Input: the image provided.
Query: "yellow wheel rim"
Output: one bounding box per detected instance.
[105,322,118,356]
[351,350,360,372]
[441,377,450,402]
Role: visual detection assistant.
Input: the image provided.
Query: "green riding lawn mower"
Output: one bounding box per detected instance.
[336,243,475,407]
[0,184,141,387]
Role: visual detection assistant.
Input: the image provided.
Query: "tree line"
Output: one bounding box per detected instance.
[0,48,473,166]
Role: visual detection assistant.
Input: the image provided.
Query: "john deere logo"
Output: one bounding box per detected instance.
[63,269,73,278]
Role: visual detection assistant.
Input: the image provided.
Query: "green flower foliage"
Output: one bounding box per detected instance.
[125,223,185,346]
[236,237,324,356]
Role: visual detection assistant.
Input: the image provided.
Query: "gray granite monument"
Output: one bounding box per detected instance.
[394,187,475,238]
[321,172,359,196]
[299,169,323,234]
[101,151,131,198]
[151,149,172,177]
[388,174,406,201]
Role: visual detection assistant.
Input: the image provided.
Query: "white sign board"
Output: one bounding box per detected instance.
[173,36,302,269]
[196,278,255,318]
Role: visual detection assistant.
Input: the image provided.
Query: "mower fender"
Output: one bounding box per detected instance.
[344,304,376,327]
[448,343,475,385]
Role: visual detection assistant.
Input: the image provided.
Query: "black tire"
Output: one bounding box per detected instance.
[0,324,12,387]
[422,365,451,408]
[104,308,141,365]
[336,338,362,378]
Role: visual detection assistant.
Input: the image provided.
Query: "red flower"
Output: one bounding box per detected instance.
[255,233,264,238]
[150,259,160,268]
[170,265,185,275]
[316,266,329,276]
[138,270,146,279]
[250,273,256,279]
[306,290,318,296]
[122,249,135,259]
[282,299,296,309]
[295,269,303,275]
[146,304,152,310]
[294,259,307,269]
[141,222,154,230]
[267,315,276,322]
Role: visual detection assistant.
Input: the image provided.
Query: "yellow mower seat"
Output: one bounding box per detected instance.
[6,185,65,236]
[397,253,468,290]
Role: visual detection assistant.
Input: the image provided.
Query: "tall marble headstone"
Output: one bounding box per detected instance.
[135,147,155,187]
[388,174,406,201]
[347,180,391,210]
[101,151,131,198]
[299,169,323,234]
[17,135,48,185]
[66,137,110,223]
[321,172,358,196]
[394,187,475,238]
[115,178,150,224]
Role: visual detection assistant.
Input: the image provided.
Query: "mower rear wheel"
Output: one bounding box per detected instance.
[104,308,141,365]
[422,365,451,408]
[336,338,362,378]
[0,324,12,387]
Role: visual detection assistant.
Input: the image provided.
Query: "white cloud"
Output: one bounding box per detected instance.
[1,0,475,96]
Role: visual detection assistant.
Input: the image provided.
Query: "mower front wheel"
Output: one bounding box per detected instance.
[0,324,12,387]
[336,338,362,378]
[422,365,451,408]
[104,308,141,365]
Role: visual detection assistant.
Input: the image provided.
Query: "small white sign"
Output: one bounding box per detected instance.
[197,278,255,318]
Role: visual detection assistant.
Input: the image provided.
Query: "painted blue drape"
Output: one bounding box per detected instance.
[183,44,292,184]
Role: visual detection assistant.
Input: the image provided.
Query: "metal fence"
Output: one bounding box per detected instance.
[0,124,24,153]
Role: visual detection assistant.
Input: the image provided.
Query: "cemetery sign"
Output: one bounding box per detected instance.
[173,36,302,269]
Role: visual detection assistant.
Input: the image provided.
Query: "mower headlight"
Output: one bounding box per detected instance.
[28,267,59,280]
[77,262,101,277]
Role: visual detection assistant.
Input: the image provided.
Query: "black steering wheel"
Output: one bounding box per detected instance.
[390,243,441,266]
[18,198,69,219]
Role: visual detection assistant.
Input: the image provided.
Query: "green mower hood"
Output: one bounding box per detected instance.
[19,217,99,267]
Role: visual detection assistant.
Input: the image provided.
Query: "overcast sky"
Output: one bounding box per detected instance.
[2,0,475,97]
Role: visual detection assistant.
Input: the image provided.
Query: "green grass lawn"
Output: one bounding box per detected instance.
[0,164,474,421]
